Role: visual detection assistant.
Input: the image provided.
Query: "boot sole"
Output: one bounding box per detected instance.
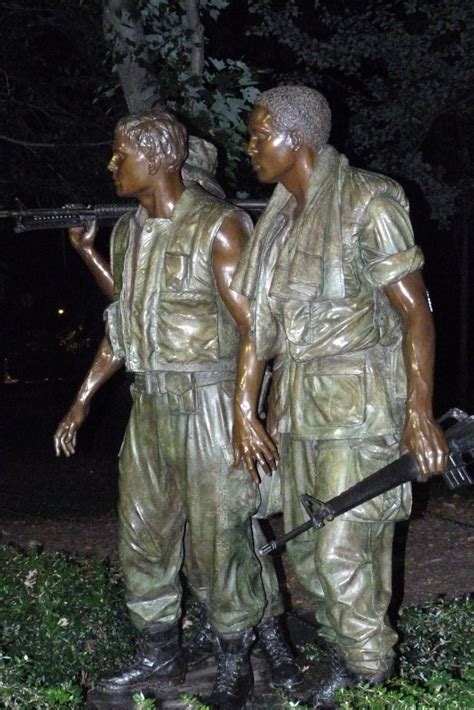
[88,672,186,707]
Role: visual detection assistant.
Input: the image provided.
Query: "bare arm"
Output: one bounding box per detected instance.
[385,270,448,479]
[212,213,278,482]
[54,336,123,457]
[69,221,114,300]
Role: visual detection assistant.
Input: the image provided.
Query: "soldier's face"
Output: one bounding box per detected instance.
[108,133,153,197]
[247,106,297,184]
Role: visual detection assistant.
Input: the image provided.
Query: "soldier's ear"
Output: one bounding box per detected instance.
[289,129,304,152]
[148,157,160,175]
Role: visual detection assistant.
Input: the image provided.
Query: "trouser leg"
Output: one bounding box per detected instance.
[118,390,186,632]
[282,436,398,676]
[180,382,269,635]
[183,517,283,620]
[251,518,284,619]
[310,518,396,676]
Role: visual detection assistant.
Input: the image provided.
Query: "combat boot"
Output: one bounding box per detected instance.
[257,615,304,689]
[206,628,254,709]
[183,602,216,666]
[92,623,185,702]
[307,647,392,708]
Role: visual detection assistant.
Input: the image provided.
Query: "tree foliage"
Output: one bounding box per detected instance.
[0,1,261,206]
[249,0,474,225]
[102,0,260,186]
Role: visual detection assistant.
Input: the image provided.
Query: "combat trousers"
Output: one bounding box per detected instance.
[281,435,406,677]
[118,375,282,636]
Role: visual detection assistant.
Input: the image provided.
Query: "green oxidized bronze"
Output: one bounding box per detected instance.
[233,85,448,703]
[53,110,297,708]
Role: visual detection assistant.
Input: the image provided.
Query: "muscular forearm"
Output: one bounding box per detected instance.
[233,329,278,478]
[74,336,123,407]
[402,304,435,417]
[54,336,123,457]
[386,272,435,416]
[234,332,266,421]
[75,247,114,300]
[385,271,448,475]
[211,212,278,477]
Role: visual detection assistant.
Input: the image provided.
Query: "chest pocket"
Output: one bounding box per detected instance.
[164,253,189,291]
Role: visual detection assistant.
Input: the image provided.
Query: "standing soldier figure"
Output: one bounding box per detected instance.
[54,111,301,709]
[233,86,448,707]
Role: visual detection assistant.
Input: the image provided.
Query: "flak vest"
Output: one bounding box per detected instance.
[244,157,424,441]
[107,186,242,373]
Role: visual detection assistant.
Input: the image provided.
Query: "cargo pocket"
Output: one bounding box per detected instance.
[165,372,197,414]
[305,369,365,428]
[292,358,367,437]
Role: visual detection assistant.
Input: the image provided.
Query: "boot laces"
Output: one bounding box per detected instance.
[214,654,243,694]
[260,625,295,666]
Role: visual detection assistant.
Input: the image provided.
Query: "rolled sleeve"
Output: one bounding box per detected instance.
[360,196,424,287]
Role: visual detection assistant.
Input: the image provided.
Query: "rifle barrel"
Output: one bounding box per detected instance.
[1,199,268,233]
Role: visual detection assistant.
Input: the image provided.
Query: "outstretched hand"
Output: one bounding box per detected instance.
[54,400,90,458]
[233,406,279,484]
[400,411,449,481]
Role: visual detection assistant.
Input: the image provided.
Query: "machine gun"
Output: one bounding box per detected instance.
[260,408,474,556]
[0,199,267,233]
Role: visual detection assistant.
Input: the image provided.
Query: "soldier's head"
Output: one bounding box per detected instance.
[108,111,188,196]
[247,86,331,184]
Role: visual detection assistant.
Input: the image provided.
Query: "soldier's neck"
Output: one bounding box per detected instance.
[139,172,185,219]
[280,147,317,209]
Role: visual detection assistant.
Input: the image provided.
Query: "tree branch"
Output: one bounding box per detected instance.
[0,135,110,149]
[102,0,163,112]
[185,0,205,77]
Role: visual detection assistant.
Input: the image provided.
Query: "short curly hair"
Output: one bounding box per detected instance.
[115,111,188,171]
[255,86,331,151]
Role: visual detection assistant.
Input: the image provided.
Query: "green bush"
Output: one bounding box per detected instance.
[0,542,134,707]
[0,541,472,708]
[301,595,474,709]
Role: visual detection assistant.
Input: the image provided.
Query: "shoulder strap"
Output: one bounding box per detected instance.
[110,212,134,300]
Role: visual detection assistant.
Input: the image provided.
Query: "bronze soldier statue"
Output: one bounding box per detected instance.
[54,111,301,709]
[232,86,448,707]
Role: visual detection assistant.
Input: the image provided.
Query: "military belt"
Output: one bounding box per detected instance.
[134,367,235,396]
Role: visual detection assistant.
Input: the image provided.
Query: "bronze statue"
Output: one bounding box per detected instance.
[232,86,448,705]
[54,112,301,709]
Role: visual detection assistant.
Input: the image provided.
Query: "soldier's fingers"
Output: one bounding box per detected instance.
[84,219,98,237]
[232,445,242,468]
[65,434,77,457]
[258,441,279,469]
[416,451,430,481]
[243,453,260,484]
[62,438,73,457]
[256,452,272,477]
[264,434,279,459]
[54,424,67,455]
